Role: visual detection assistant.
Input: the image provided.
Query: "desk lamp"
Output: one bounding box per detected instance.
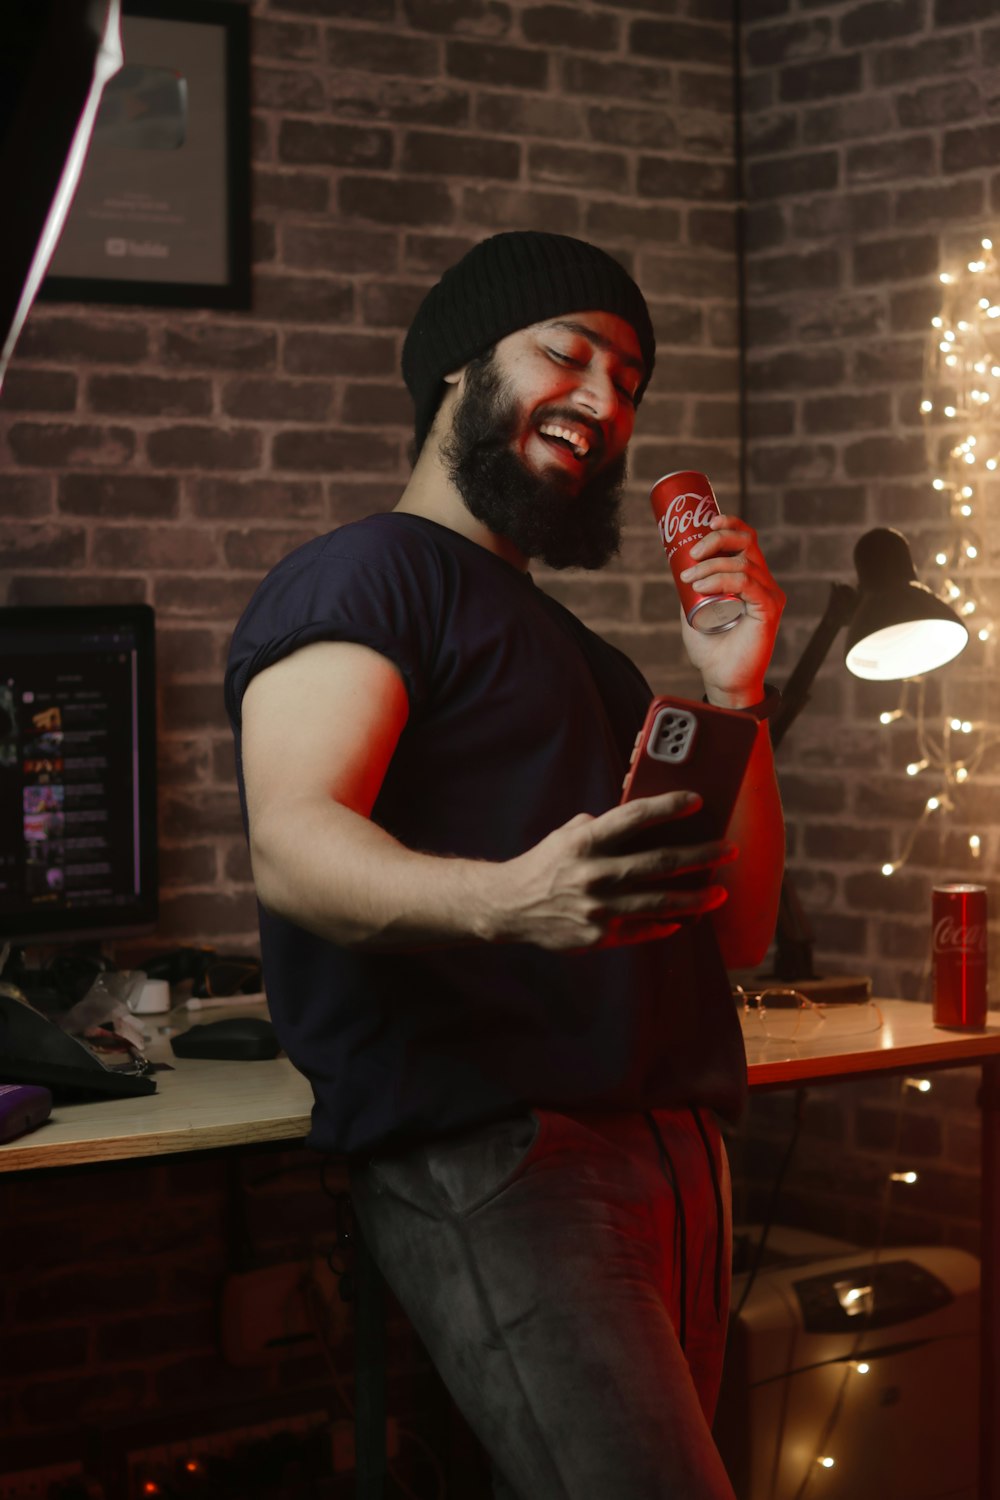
[763,527,969,999]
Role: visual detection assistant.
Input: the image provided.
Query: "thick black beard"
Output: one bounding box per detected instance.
[440,350,627,571]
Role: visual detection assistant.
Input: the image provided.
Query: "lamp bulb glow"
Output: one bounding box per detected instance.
[855,1361,871,1374]
[927,797,940,811]
[921,399,933,412]
[881,862,896,876]
[818,1457,836,1469]
[971,834,982,855]
[905,1078,932,1092]
[891,1171,918,1184]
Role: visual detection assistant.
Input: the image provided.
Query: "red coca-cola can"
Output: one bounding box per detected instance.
[932,883,988,1029]
[650,470,745,634]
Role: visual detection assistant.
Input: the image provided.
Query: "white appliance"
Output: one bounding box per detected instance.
[713,1226,979,1500]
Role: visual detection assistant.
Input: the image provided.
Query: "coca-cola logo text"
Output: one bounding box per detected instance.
[933,915,988,956]
[657,491,717,551]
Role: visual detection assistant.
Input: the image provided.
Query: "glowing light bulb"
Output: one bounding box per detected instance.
[944,405,957,417]
[961,485,973,497]
[940,272,953,283]
[880,709,902,724]
[944,330,956,342]
[979,627,990,641]
[983,238,993,249]
[971,834,982,856]
[907,759,928,775]
[950,718,963,730]
[927,797,941,811]
[935,552,948,564]
[979,299,990,310]
[987,459,998,470]
[956,765,969,782]
[933,478,945,489]
[958,320,970,331]
[881,862,896,876]
[962,720,973,733]
[818,1456,836,1469]
[961,503,973,515]
[946,354,958,366]
[933,315,944,327]
[921,399,933,412]
[855,1361,871,1374]
[905,1078,932,1092]
[962,600,977,615]
[966,545,978,559]
[891,1171,918,1184]
[964,452,976,463]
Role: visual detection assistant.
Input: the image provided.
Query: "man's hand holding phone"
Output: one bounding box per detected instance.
[484,788,738,952]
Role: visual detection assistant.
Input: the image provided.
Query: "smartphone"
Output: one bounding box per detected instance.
[616,695,759,870]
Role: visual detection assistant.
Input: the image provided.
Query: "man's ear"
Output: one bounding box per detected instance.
[442,364,465,389]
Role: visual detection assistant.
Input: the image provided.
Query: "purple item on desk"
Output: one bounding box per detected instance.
[0,1083,52,1143]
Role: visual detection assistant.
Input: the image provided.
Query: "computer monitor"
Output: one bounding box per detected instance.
[0,603,158,946]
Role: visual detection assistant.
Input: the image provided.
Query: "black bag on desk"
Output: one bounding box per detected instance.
[0,992,156,1100]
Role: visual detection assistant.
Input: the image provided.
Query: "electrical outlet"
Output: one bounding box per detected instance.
[0,1464,84,1500]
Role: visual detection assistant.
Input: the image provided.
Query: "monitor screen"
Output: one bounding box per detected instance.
[0,603,157,945]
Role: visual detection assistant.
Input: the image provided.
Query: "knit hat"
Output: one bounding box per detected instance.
[402,231,656,451]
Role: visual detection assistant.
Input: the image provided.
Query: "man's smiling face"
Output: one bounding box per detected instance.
[441,311,645,570]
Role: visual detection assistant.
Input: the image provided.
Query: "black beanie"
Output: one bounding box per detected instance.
[402,230,656,452]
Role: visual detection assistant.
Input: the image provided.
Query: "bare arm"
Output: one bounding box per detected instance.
[241,639,737,952]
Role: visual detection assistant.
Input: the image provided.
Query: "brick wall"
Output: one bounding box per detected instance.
[742,0,1000,1003]
[0,0,741,961]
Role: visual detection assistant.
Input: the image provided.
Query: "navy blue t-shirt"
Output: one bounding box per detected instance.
[225,513,746,1155]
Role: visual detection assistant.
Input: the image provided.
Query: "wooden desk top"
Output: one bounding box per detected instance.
[3,999,1000,1174]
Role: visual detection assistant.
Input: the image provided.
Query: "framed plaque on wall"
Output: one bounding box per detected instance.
[40,0,251,310]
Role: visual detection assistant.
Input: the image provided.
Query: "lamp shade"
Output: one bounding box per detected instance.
[844,528,969,681]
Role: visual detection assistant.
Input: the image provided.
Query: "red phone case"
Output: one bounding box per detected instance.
[617,695,758,864]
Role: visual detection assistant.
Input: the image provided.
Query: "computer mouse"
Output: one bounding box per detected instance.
[170,1016,281,1061]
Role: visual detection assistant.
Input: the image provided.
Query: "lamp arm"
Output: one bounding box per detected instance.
[770,581,858,752]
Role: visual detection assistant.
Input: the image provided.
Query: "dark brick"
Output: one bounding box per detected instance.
[778,53,863,103]
[586,102,676,150]
[404,233,478,273]
[897,79,982,129]
[933,0,998,22]
[539,575,631,621]
[745,203,787,253]
[59,474,179,519]
[272,429,400,473]
[7,422,135,468]
[157,626,224,678]
[531,142,628,193]
[0,368,77,411]
[253,273,355,322]
[560,55,672,103]
[690,208,737,254]
[478,92,586,139]
[253,169,329,213]
[846,134,935,185]
[278,119,393,168]
[629,17,730,65]
[853,234,938,284]
[403,0,512,34]
[222,378,332,423]
[0,474,53,517]
[901,178,981,228]
[461,185,580,234]
[329,75,471,127]
[328,478,401,522]
[843,434,926,478]
[985,23,1000,65]
[270,0,393,15]
[341,382,413,426]
[748,247,841,296]
[146,426,262,471]
[157,890,260,942]
[189,478,324,520]
[746,17,832,66]
[3,1325,90,1376]
[677,67,735,113]
[360,280,429,328]
[840,0,924,46]
[745,398,795,438]
[253,217,277,264]
[747,150,840,200]
[340,175,456,227]
[639,350,736,397]
[223,527,320,571]
[523,4,618,50]
[253,65,324,112]
[749,443,837,485]
[327,26,439,75]
[162,325,278,371]
[283,226,396,279]
[404,129,520,179]
[0,523,86,568]
[87,373,212,418]
[637,156,735,202]
[9,574,148,606]
[93,525,219,571]
[790,191,893,241]
[585,201,682,244]
[872,32,975,85]
[446,38,548,88]
[251,18,321,61]
[283,329,396,377]
[803,392,893,434]
[642,251,736,300]
[645,302,704,344]
[852,337,925,384]
[802,96,894,147]
[775,770,848,816]
[744,110,799,157]
[154,575,256,619]
[943,123,1000,175]
[16,315,148,364]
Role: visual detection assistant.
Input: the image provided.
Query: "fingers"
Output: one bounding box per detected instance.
[584,789,702,850]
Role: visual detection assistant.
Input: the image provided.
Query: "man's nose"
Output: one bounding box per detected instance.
[574,367,617,422]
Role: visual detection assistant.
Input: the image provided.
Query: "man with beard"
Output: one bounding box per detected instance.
[225,231,785,1499]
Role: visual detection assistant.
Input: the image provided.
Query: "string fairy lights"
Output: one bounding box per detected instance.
[878,236,1000,875]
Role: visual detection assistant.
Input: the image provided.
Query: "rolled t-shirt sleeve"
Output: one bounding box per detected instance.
[225,519,440,723]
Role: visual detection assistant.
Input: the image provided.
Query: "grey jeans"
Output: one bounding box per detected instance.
[349,1106,737,1500]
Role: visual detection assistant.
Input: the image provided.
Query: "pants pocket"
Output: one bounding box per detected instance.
[366,1111,543,1220]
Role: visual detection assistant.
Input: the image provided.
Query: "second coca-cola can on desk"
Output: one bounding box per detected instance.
[650,470,745,634]
[932,883,988,1029]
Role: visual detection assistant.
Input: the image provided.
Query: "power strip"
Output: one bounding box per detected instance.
[0,1465,85,1500]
